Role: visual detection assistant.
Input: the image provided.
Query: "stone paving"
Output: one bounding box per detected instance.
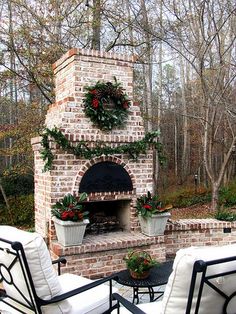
[112,280,166,305]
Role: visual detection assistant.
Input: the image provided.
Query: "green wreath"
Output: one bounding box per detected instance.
[83,78,131,131]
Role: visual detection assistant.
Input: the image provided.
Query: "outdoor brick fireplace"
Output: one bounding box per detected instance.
[31,48,166,278]
[31,49,236,279]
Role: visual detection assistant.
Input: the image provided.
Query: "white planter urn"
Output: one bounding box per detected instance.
[52,217,89,246]
[139,212,171,236]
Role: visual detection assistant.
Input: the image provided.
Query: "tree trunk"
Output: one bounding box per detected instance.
[180,54,188,183]
[174,115,178,178]
[157,0,163,133]
[140,0,153,132]
[211,183,220,211]
[91,0,101,50]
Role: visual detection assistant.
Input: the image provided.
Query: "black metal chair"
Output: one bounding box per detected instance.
[112,245,236,314]
[0,226,118,314]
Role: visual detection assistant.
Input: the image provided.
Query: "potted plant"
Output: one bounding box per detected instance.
[124,250,158,279]
[51,192,89,246]
[136,191,172,236]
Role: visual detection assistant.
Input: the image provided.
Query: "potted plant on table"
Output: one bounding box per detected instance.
[124,250,158,279]
[136,191,172,236]
[51,192,89,246]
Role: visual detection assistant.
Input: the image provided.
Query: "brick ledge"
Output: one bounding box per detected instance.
[53,48,137,71]
[50,231,164,256]
[166,218,236,231]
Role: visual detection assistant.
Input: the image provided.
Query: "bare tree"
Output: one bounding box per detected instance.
[160,0,236,209]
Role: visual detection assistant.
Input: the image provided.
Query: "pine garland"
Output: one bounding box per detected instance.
[40,127,165,172]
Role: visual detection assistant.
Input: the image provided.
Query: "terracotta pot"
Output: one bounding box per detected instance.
[129,269,150,280]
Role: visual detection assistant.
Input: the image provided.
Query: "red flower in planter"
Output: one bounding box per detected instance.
[68,210,75,219]
[143,204,152,210]
[136,191,172,218]
[61,211,69,220]
[52,193,89,222]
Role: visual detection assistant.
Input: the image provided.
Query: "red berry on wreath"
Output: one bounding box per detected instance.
[92,98,99,108]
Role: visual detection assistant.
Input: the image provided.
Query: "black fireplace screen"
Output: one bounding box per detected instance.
[79,161,133,193]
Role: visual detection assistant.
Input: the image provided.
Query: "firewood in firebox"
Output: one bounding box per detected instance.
[86,211,122,234]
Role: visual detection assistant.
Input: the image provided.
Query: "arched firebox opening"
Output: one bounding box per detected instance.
[79,161,133,233]
[79,161,133,193]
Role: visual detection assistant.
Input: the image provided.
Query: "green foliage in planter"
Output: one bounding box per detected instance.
[0,194,34,227]
[124,250,158,275]
[136,191,171,218]
[40,127,165,172]
[215,209,236,221]
[51,193,89,222]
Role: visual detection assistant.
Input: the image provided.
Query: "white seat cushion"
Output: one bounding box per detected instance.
[0,275,117,314]
[58,273,117,314]
[162,244,236,314]
[0,225,71,313]
[0,226,117,314]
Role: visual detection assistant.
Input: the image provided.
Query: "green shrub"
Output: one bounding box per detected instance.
[219,181,236,208]
[161,186,211,208]
[215,209,236,221]
[0,194,34,227]
[0,172,34,199]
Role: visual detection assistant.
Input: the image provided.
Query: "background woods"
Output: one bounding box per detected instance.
[0,0,236,215]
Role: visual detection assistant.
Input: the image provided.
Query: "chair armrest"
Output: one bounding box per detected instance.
[112,293,146,314]
[52,257,67,275]
[38,274,119,306]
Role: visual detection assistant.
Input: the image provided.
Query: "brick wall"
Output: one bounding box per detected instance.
[165,219,236,259]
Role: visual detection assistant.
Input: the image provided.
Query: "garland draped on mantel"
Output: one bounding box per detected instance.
[40,127,165,172]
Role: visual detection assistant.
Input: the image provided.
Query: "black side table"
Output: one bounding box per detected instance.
[115,260,173,304]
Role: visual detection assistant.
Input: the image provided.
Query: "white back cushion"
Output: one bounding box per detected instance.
[162,244,236,314]
[0,226,71,313]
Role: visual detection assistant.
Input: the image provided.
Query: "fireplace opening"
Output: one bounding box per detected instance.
[84,200,131,234]
[79,161,133,193]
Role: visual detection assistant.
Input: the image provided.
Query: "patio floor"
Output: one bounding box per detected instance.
[112,281,166,305]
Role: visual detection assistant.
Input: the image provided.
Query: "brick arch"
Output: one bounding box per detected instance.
[72,155,136,195]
